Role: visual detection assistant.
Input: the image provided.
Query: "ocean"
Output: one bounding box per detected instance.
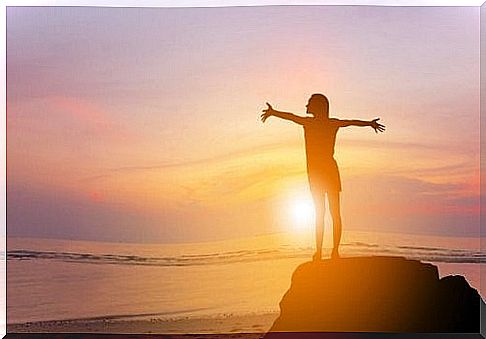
[6,231,486,333]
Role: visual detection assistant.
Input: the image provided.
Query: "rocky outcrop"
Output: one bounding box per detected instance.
[266,256,484,334]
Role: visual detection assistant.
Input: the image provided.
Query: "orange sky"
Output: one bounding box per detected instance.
[6,6,480,243]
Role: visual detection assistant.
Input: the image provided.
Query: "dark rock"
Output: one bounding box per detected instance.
[266,256,484,334]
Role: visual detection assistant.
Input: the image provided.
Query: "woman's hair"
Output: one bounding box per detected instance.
[310,93,329,117]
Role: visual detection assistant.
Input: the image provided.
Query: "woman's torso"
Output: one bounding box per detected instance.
[303,118,339,170]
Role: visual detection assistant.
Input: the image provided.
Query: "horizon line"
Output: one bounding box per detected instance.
[6,228,485,247]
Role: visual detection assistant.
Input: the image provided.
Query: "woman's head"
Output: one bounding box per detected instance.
[306,93,329,118]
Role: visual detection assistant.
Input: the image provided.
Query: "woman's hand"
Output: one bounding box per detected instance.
[261,102,276,123]
[370,118,385,133]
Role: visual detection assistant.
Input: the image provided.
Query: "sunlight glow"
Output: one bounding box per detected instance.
[291,196,315,232]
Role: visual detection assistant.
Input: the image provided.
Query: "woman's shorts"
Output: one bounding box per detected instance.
[307,158,342,194]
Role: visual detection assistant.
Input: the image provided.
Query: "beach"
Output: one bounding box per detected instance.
[6,231,485,334]
[7,312,276,335]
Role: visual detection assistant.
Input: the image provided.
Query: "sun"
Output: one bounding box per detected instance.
[291,197,315,232]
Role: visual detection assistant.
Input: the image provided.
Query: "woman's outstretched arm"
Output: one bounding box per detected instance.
[261,103,308,125]
[335,118,385,133]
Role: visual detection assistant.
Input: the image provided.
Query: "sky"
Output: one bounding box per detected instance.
[6,5,481,243]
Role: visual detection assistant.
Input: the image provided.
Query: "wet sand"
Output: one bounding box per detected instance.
[7,312,278,335]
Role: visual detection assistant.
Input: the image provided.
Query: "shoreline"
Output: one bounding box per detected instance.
[7,312,279,335]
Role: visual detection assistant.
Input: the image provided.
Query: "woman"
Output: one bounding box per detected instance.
[261,93,385,260]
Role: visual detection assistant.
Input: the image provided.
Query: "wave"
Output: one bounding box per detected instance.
[6,241,486,266]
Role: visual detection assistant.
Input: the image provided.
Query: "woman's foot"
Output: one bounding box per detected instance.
[331,249,340,259]
[312,251,322,261]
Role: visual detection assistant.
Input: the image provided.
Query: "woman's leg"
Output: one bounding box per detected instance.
[328,190,342,258]
[311,189,326,260]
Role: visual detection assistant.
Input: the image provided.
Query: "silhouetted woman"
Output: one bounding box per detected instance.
[261,94,385,260]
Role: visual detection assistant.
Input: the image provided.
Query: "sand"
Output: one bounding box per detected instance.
[7,312,278,336]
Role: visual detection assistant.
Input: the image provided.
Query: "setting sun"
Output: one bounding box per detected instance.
[291,197,315,232]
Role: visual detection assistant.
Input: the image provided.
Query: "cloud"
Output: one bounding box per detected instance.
[78,140,302,183]
[342,173,479,237]
[78,135,475,180]
[8,95,138,146]
[74,134,479,211]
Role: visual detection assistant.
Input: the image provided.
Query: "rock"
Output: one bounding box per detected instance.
[266,256,484,335]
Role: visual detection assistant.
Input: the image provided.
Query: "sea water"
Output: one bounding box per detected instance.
[6,231,486,325]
